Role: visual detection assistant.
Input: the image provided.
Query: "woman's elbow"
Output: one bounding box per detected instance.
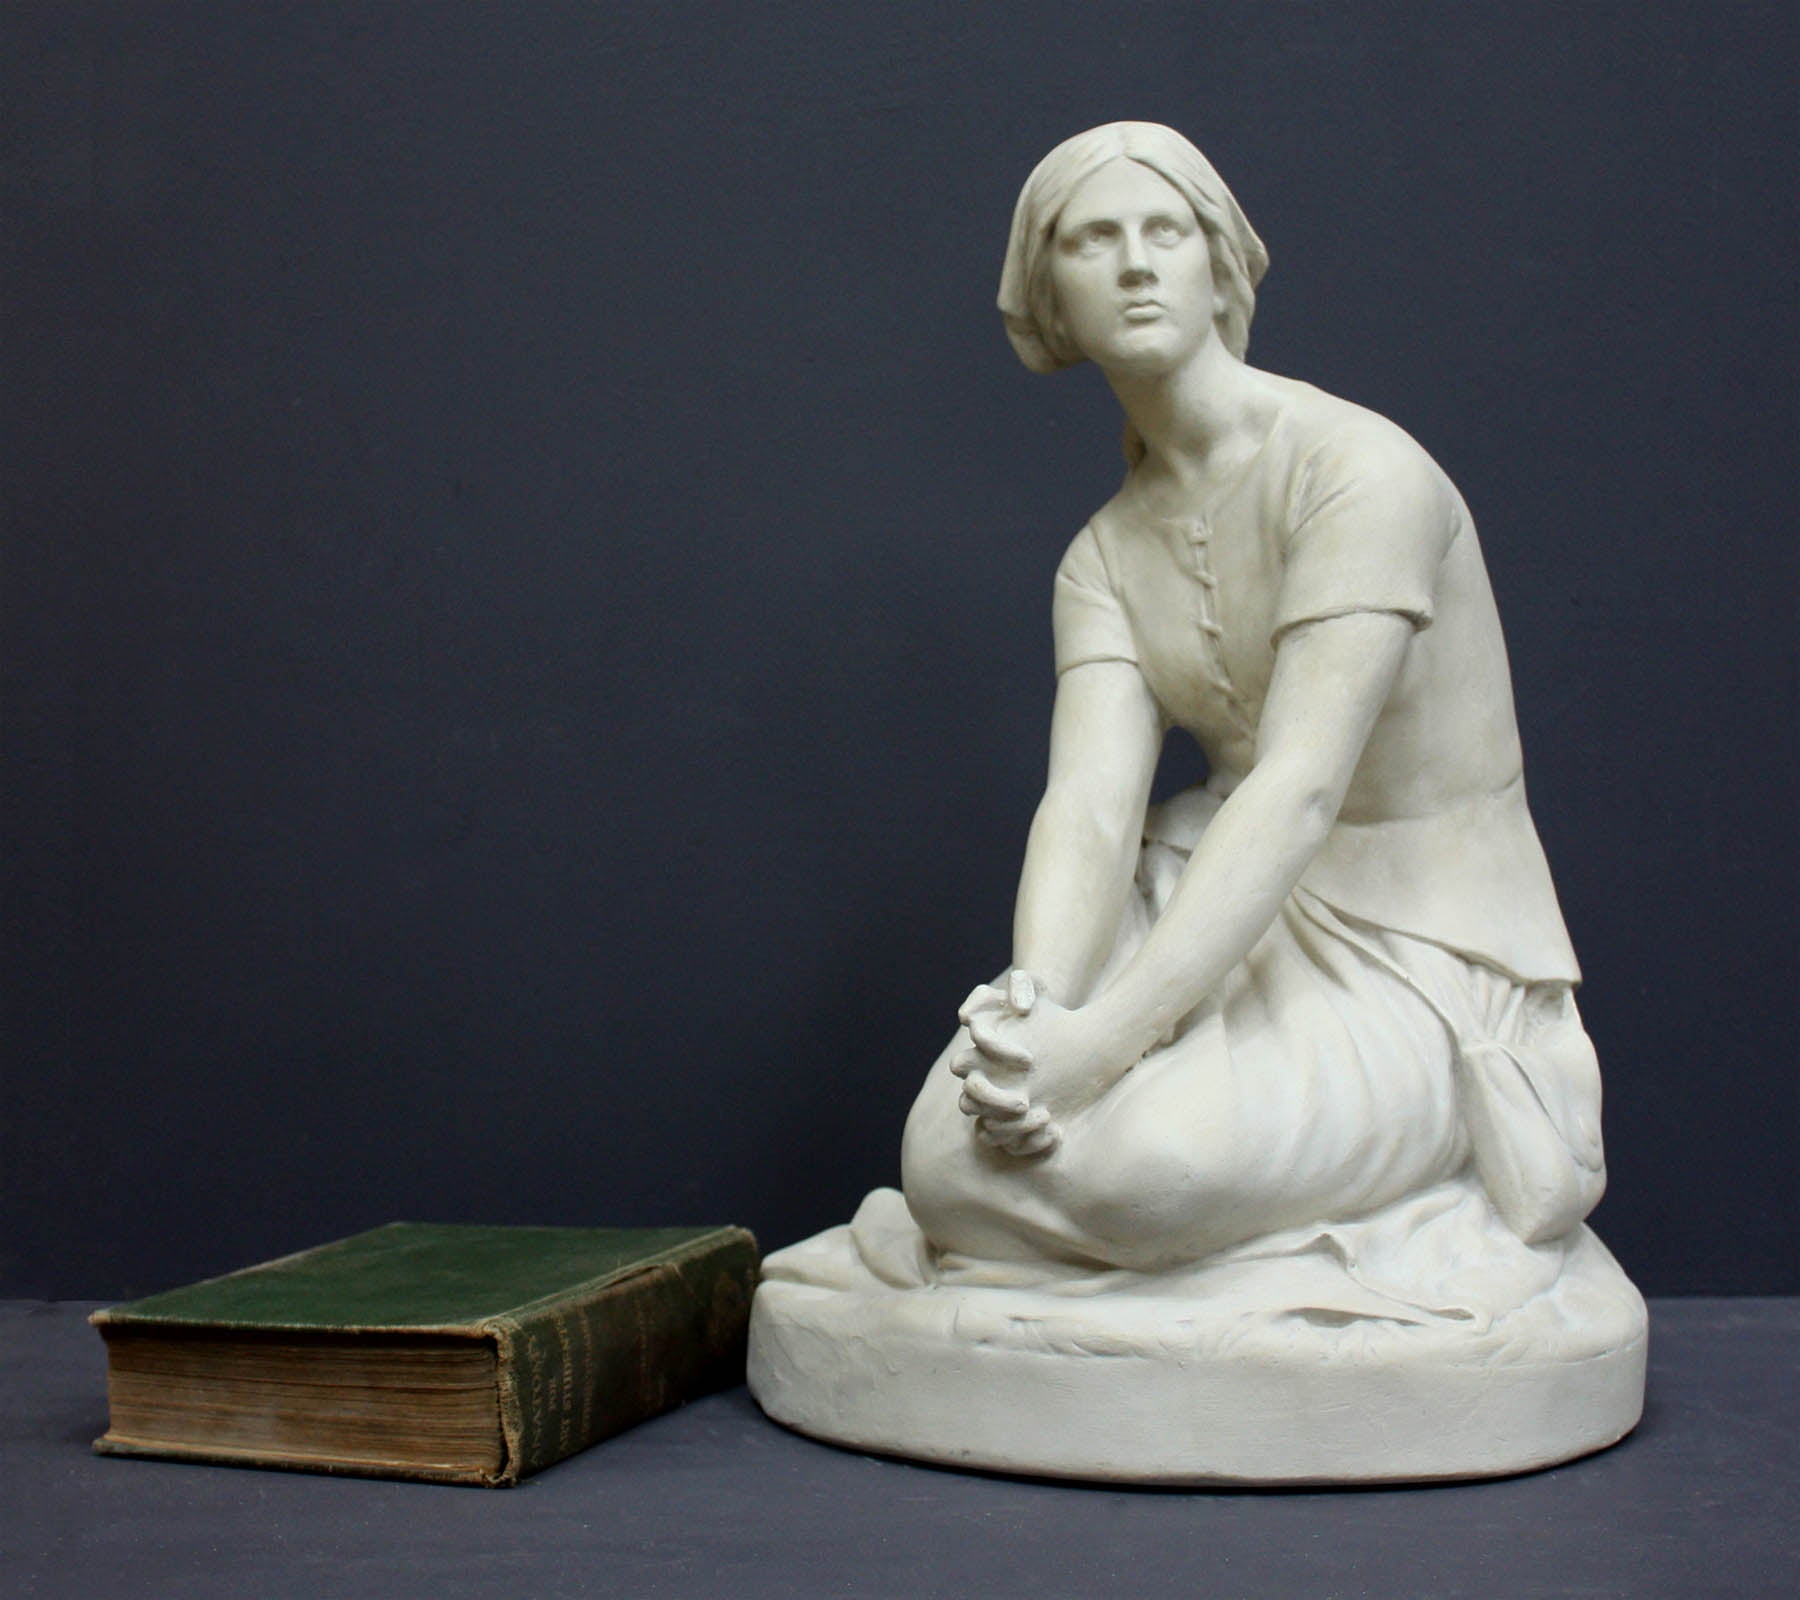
[1297,774,1347,834]
[1035,777,1144,852]
[1247,759,1345,848]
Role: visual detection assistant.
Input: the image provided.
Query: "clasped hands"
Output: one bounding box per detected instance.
[950,970,1127,1159]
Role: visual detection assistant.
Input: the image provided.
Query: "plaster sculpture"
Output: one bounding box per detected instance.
[748,123,1646,1483]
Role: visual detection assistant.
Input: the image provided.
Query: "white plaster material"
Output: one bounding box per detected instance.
[750,1189,1646,1483]
[748,123,1646,1483]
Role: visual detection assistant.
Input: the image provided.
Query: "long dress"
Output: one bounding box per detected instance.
[896,374,1608,1300]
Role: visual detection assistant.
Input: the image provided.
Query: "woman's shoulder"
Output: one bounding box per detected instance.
[1264,374,1444,481]
[1072,475,1145,564]
[1053,516,1114,588]
[1249,376,1459,545]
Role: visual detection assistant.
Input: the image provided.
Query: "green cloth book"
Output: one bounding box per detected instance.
[91,1221,759,1486]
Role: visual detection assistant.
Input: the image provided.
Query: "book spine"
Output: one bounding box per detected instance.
[486,1230,758,1484]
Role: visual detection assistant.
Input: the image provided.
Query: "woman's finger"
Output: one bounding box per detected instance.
[948,1045,981,1080]
[957,985,1008,1027]
[1008,1122,1061,1157]
[978,1103,1049,1136]
[962,1089,1014,1121]
[985,1118,1059,1158]
[959,1069,1028,1118]
[1006,970,1038,1013]
[967,1012,1032,1068]
[989,1115,1060,1156]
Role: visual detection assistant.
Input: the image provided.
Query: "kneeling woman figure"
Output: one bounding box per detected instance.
[900,122,1605,1275]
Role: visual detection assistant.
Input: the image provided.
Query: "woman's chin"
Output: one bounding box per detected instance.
[1091,331,1206,381]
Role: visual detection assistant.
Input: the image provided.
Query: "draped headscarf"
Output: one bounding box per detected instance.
[997,123,1269,375]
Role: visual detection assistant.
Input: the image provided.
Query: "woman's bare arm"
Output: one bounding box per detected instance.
[1078,609,1413,1071]
[964,610,1417,1135]
[1010,659,1163,1006]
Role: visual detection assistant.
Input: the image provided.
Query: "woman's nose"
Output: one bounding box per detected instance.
[1119,229,1154,284]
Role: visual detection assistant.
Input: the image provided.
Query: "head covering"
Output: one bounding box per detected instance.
[997,123,1269,373]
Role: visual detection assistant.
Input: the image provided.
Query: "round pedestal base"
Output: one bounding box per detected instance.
[748,1193,1647,1485]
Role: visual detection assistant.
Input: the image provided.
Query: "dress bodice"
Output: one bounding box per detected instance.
[1050,377,1580,984]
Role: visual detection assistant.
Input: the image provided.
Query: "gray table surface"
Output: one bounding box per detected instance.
[4,1297,1793,1599]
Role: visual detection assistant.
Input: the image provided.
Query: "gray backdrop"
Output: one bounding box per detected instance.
[3,1,1793,1299]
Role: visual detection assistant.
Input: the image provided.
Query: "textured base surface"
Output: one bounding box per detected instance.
[748,1190,1648,1484]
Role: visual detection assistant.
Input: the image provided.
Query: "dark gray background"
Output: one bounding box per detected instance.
[3,1,1793,1300]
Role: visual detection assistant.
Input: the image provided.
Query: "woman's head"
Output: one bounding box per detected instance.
[997,123,1268,375]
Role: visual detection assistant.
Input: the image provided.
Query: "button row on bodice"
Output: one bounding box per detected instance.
[1177,515,1255,741]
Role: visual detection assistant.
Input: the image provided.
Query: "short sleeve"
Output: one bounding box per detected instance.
[1052,524,1138,674]
[1272,422,1459,645]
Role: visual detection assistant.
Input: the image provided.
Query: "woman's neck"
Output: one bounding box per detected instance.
[1107,338,1277,493]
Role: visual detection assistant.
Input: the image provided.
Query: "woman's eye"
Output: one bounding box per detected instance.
[1147,220,1183,245]
[1062,224,1116,256]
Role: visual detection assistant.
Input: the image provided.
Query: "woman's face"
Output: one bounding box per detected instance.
[1047,158,1216,377]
